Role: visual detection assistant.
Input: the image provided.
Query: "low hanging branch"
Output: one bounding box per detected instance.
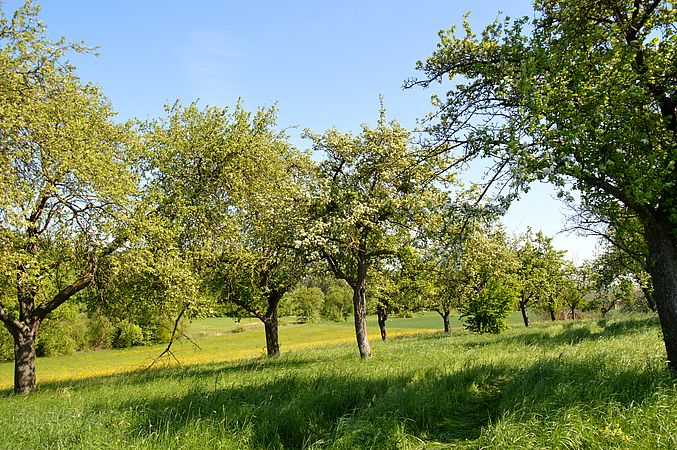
[146,305,202,369]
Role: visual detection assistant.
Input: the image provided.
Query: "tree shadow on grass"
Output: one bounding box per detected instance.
[89,345,671,449]
[462,315,660,350]
[94,363,509,448]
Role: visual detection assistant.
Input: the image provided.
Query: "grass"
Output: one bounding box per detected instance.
[0,312,675,449]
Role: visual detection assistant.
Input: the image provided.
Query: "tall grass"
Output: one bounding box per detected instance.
[0,313,675,449]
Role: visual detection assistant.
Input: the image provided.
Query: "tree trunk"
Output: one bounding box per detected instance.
[570,305,576,320]
[645,219,677,372]
[642,287,657,312]
[377,303,387,341]
[519,300,530,327]
[12,327,38,394]
[549,306,556,321]
[262,292,283,358]
[352,260,371,358]
[263,313,280,358]
[442,310,451,333]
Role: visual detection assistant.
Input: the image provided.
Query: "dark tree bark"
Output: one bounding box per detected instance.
[548,306,556,321]
[11,324,39,394]
[263,311,280,358]
[519,299,530,327]
[570,305,576,320]
[232,290,285,358]
[600,298,616,318]
[352,258,371,358]
[262,290,285,358]
[437,309,451,333]
[377,302,388,341]
[2,264,95,393]
[642,287,657,312]
[645,217,677,372]
[262,292,283,358]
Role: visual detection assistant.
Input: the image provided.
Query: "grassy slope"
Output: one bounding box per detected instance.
[0,313,675,449]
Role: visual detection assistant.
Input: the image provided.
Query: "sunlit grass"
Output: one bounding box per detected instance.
[0,312,447,388]
[1,312,674,449]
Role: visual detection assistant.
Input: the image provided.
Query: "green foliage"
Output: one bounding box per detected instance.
[461,280,518,334]
[322,285,352,321]
[514,229,567,318]
[411,0,677,365]
[284,287,325,323]
[85,314,116,350]
[35,304,87,357]
[112,320,144,349]
[306,107,452,285]
[0,327,12,362]
[0,1,145,391]
[146,101,314,338]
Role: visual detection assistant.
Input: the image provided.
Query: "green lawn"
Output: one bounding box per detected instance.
[0,311,451,388]
[1,312,675,449]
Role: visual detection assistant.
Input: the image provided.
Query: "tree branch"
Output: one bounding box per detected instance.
[230,297,264,321]
[0,301,27,335]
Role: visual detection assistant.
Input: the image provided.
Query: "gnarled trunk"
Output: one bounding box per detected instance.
[263,313,280,358]
[377,302,387,341]
[352,259,371,358]
[645,219,677,372]
[438,309,451,333]
[519,299,530,327]
[13,331,37,394]
[262,292,283,358]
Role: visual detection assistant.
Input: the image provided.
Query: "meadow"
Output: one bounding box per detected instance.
[0,312,675,449]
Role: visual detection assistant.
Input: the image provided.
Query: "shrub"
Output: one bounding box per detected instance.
[461,280,517,334]
[322,286,352,321]
[0,326,13,362]
[86,314,116,349]
[35,303,86,357]
[113,320,144,348]
[141,317,186,344]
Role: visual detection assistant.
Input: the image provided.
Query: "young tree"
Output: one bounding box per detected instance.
[514,230,566,327]
[368,257,420,341]
[565,263,595,320]
[0,2,139,393]
[306,107,450,357]
[416,191,501,333]
[409,1,677,370]
[454,228,519,334]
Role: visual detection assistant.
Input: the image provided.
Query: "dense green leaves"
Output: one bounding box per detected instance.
[0,2,143,392]
[412,0,677,369]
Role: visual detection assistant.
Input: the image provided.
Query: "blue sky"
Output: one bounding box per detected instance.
[10,0,599,261]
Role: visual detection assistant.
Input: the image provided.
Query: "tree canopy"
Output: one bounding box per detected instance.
[409,0,677,370]
[0,1,140,393]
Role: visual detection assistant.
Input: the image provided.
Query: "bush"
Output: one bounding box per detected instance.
[0,326,13,362]
[322,286,352,321]
[113,320,144,348]
[86,314,116,349]
[35,304,86,357]
[141,317,186,344]
[461,280,517,334]
[283,287,325,322]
